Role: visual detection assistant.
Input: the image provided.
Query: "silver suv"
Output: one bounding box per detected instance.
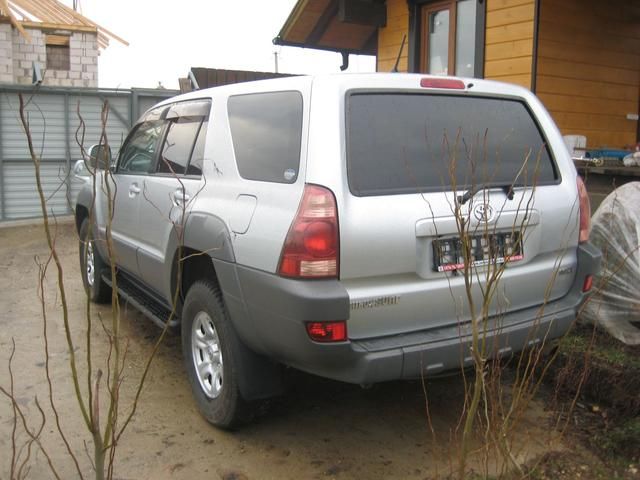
[75,73,601,428]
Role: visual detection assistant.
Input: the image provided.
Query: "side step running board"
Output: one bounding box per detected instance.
[104,274,180,329]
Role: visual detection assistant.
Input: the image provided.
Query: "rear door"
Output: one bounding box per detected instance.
[338,91,577,339]
[137,99,211,299]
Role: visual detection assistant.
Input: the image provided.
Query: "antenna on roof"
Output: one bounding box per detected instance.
[391,34,407,73]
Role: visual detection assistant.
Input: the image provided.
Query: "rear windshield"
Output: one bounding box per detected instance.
[346,93,558,196]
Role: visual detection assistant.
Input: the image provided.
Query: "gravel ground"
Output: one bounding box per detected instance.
[0,222,573,479]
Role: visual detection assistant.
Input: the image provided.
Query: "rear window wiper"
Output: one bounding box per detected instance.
[458,184,515,205]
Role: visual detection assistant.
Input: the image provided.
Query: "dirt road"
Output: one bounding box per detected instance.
[0,222,566,479]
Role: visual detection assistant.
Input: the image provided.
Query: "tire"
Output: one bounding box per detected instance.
[181,280,249,429]
[79,218,112,304]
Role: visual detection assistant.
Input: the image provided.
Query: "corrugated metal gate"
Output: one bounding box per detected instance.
[0,85,176,221]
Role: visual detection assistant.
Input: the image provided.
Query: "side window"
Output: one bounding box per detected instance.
[118,120,164,174]
[155,99,211,177]
[187,120,208,176]
[157,116,201,175]
[228,91,303,184]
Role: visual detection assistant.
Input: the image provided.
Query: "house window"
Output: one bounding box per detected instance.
[46,35,70,71]
[415,0,482,77]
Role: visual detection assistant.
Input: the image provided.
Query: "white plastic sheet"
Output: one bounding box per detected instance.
[582,182,640,345]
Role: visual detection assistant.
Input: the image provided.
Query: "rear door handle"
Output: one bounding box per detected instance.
[173,188,190,207]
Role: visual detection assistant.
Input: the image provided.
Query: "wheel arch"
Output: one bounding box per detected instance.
[75,183,95,234]
[167,212,236,316]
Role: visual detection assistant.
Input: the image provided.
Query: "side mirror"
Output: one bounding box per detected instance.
[88,144,112,170]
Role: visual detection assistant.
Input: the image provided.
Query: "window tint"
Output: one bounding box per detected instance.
[228,91,303,183]
[346,93,557,196]
[187,120,208,176]
[158,116,201,175]
[118,120,164,174]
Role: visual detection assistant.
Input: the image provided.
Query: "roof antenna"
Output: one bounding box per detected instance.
[391,34,407,73]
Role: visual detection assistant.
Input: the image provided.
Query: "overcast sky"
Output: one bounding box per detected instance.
[59,0,376,89]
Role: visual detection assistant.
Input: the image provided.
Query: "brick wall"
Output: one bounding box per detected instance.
[0,23,13,83]
[0,25,98,87]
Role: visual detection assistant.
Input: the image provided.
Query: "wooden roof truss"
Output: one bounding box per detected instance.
[0,0,127,48]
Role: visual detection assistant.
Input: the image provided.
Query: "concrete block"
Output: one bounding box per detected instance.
[70,55,80,64]
[13,51,25,61]
[81,56,95,65]
[20,60,31,69]
[71,62,82,72]
[85,64,97,73]
[25,53,37,61]
[19,44,33,53]
[70,48,82,57]
[55,70,69,79]
[69,70,80,79]
[85,48,98,58]
[81,71,92,80]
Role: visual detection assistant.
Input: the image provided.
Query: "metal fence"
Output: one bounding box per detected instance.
[0,84,176,221]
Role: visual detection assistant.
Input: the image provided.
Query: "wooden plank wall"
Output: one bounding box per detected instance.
[536,0,640,148]
[484,0,535,89]
[377,0,409,72]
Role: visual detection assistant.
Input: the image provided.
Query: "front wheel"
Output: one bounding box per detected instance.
[79,218,111,303]
[181,280,248,429]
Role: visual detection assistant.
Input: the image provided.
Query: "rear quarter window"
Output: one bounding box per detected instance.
[346,92,558,196]
[228,91,303,184]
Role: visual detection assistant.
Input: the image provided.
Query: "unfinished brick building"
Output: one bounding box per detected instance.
[0,0,126,87]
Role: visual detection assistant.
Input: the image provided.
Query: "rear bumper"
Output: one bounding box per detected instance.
[222,242,601,385]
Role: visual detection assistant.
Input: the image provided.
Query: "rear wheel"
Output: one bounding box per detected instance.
[79,218,111,303]
[182,280,249,429]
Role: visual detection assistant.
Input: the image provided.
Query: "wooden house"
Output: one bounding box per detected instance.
[275,0,640,148]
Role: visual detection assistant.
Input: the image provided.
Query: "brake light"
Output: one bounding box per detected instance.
[582,274,593,292]
[306,321,347,342]
[577,176,591,243]
[278,184,339,278]
[420,78,465,89]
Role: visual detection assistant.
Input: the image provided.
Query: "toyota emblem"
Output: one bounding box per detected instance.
[473,203,495,223]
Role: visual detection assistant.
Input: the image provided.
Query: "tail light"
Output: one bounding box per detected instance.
[577,176,591,243]
[306,321,347,342]
[582,274,593,292]
[278,184,339,278]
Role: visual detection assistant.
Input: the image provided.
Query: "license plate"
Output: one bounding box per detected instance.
[432,232,523,272]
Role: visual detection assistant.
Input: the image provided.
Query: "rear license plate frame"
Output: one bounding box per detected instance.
[432,232,523,272]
